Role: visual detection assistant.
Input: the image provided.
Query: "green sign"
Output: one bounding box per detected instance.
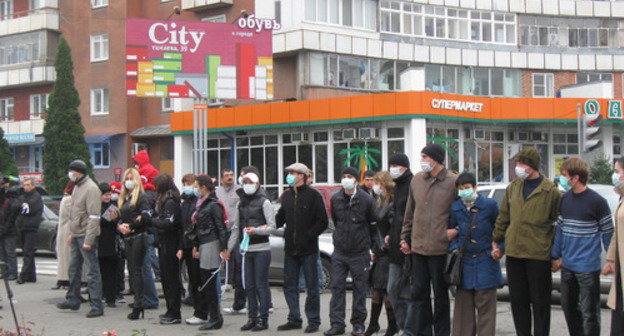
[584,99,600,115]
[608,100,623,119]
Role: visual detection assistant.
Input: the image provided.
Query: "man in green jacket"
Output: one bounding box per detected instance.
[492,147,560,336]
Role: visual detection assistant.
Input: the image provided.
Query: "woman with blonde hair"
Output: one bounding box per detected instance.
[366,171,398,336]
[116,168,151,320]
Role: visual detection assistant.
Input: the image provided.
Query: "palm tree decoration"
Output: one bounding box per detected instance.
[339,145,381,179]
[426,134,458,159]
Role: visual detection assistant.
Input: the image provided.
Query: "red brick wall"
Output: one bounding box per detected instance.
[0,85,53,121]
[523,70,623,98]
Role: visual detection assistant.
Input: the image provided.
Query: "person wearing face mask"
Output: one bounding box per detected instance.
[385,153,413,335]
[448,172,502,336]
[326,167,381,336]
[550,158,612,336]
[275,163,328,333]
[236,172,276,332]
[97,183,121,309]
[601,157,624,335]
[56,160,104,318]
[361,171,376,196]
[400,144,457,336]
[491,147,560,336]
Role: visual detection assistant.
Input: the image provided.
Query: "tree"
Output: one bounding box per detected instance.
[589,155,613,185]
[0,128,18,177]
[42,36,92,195]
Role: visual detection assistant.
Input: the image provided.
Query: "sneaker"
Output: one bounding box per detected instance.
[186,316,208,325]
[223,307,247,315]
[116,297,127,304]
[221,284,233,292]
[269,307,275,314]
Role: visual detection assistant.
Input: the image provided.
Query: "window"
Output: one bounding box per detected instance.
[553,133,579,155]
[425,64,521,97]
[532,73,554,98]
[520,26,560,46]
[201,14,226,23]
[90,88,109,115]
[90,34,109,62]
[162,97,173,112]
[0,42,40,66]
[30,93,49,119]
[91,0,108,8]
[569,28,610,48]
[0,98,13,121]
[305,0,376,30]
[614,135,621,156]
[576,72,613,84]
[89,142,110,168]
[0,0,12,20]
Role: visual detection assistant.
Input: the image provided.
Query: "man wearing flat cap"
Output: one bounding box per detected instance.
[276,163,328,333]
[400,144,457,336]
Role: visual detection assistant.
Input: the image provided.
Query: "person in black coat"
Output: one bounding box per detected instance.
[152,173,183,325]
[0,184,19,280]
[98,183,121,307]
[16,178,43,284]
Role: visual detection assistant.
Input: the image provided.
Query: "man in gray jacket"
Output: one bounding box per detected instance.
[56,160,104,318]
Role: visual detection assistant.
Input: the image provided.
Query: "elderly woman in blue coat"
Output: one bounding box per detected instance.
[447,172,503,336]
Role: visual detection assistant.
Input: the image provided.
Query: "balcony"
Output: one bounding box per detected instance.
[181,0,233,11]
[0,66,55,89]
[0,8,59,36]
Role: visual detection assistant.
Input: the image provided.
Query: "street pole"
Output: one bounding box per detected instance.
[1,263,21,336]
[577,103,582,154]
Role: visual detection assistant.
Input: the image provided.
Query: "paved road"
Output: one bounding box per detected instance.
[0,256,614,335]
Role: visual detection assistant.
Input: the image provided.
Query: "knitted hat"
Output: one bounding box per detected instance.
[515,147,541,171]
[421,144,445,164]
[69,160,88,174]
[98,182,112,194]
[341,167,359,181]
[388,153,410,168]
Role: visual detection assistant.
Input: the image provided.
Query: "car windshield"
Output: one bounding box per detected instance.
[43,204,59,220]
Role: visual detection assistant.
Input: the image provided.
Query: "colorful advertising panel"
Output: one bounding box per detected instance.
[125,18,273,100]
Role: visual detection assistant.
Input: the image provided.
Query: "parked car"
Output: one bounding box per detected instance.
[15,197,60,257]
[477,183,617,294]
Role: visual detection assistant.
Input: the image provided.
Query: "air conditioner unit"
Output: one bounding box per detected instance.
[359,128,376,139]
[291,133,308,144]
[133,143,148,156]
[342,128,356,140]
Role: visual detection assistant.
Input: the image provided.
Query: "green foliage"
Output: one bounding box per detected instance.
[589,155,613,185]
[42,36,92,195]
[339,145,381,172]
[131,329,147,336]
[0,128,18,176]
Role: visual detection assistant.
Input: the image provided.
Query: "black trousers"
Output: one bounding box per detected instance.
[329,251,370,329]
[198,267,221,321]
[560,268,601,336]
[232,247,247,310]
[99,256,119,303]
[506,256,552,336]
[158,240,181,319]
[125,233,147,309]
[182,247,201,316]
[19,230,37,282]
[612,269,624,336]
[117,257,126,294]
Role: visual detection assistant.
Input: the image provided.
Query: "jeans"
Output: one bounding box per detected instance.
[142,234,159,308]
[387,262,411,331]
[404,253,450,336]
[297,252,324,291]
[18,230,37,282]
[0,235,17,278]
[125,233,147,309]
[66,236,103,311]
[244,250,272,321]
[159,240,181,318]
[329,251,370,330]
[506,256,552,336]
[285,252,321,326]
[560,268,601,336]
[99,256,119,304]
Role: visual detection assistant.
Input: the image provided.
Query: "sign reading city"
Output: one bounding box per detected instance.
[125,19,273,100]
[431,99,484,112]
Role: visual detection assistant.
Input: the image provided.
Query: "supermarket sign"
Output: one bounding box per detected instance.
[125,18,273,100]
[584,99,623,119]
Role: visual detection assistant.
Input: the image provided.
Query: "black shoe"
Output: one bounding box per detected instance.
[305,324,320,333]
[51,283,62,290]
[324,327,346,336]
[127,308,144,320]
[56,301,80,311]
[79,296,88,303]
[181,296,194,306]
[252,320,268,331]
[383,323,398,336]
[199,317,224,330]
[241,319,257,331]
[15,278,24,284]
[278,322,302,331]
[105,301,116,308]
[160,317,182,325]
[351,325,365,336]
[86,309,103,318]
[365,323,380,336]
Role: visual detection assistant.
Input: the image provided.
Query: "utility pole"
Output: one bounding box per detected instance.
[577,103,582,154]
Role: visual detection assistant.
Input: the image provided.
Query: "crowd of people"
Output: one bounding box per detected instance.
[0,145,623,336]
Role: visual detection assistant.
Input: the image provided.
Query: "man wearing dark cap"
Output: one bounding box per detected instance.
[492,147,560,336]
[57,160,104,318]
[326,167,381,336]
[385,153,413,334]
[400,144,457,336]
[361,171,376,196]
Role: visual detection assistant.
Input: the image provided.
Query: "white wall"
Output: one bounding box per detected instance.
[559,82,614,99]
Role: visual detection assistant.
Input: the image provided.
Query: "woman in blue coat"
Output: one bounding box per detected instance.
[448,172,503,336]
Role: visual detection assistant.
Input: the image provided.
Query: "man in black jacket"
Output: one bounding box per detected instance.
[276,163,328,334]
[0,185,20,280]
[384,153,413,334]
[326,167,381,336]
[16,178,43,284]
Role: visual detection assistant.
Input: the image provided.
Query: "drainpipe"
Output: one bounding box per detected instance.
[221,132,236,172]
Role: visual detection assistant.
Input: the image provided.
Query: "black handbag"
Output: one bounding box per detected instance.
[444,207,480,286]
[398,255,413,300]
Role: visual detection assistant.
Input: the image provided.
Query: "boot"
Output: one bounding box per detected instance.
[127,308,144,320]
[384,299,398,336]
[365,302,382,336]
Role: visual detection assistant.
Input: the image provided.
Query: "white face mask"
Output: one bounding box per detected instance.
[341,178,356,191]
[515,166,530,180]
[372,185,382,195]
[243,183,257,195]
[111,193,119,201]
[389,167,404,179]
[238,176,244,185]
[125,180,136,190]
[420,161,434,173]
[68,171,76,182]
[613,172,623,188]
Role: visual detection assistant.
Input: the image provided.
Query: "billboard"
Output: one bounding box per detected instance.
[125,18,273,100]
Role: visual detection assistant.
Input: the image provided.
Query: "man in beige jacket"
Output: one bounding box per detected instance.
[56,160,103,318]
[400,144,457,336]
